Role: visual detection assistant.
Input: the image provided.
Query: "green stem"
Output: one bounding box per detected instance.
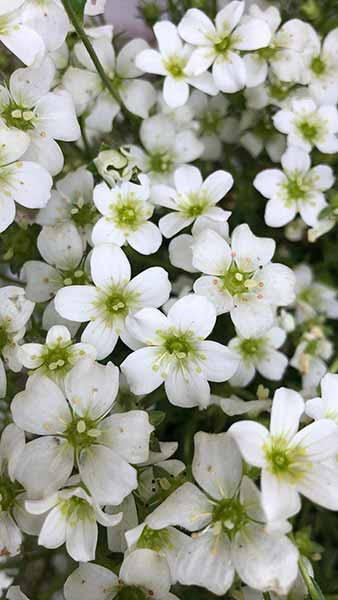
[61,0,121,105]
[262,594,270,600]
[299,556,325,600]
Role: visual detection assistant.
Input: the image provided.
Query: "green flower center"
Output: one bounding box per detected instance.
[95,284,139,327]
[70,201,98,228]
[65,416,101,451]
[178,192,209,218]
[269,82,291,102]
[136,525,171,552]
[283,175,309,203]
[212,497,248,536]
[164,55,186,78]
[239,337,265,360]
[297,119,320,143]
[40,343,73,373]
[0,476,21,512]
[258,45,278,60]
[214,34,233,55]
[112,194,151,232]
[149,152,173,174]
[116,587,148,600]
[1,103,35,131]
[220,268,257,296]
[0,324,10,354]
[163,330,195,358]
[60,495,94,524]
[264,436,308,481]
[200,110,223,134]
[311,55,326,75]
[62,268,90,287]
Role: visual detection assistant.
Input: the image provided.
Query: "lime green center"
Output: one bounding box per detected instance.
[116,587,148,600]
[149,152,173,174]
[65,416,100,451]
[311,55,326,75]
[2,103,35,131]
[214,35,233,55]
[164,55,186,78]
[163,331,195,358]
[179,192,209,218]
[112,194,150,231]
[0,476,21,512]
[221,268,256,296]
[259,45,278,60]
[62,268,90,287]
[297,120,320,143]
[41,343,72,372]
[200,110,223,134]
[269,82,291,102]
[284,176,309,203]
[239,337,265,360]
[136,525,171,552]
[264,436,308,481]
[60,495,94,524]
[0,325,10,354]
[70,201,98,228]
[95,284,139,326]
[212,497,248,536]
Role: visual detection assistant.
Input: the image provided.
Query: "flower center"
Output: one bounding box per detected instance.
[149,152,173,174]
[136,525,170,552]
[297,118,320,143]
[214,34,233,55]
[164,55,186,78]
[116,586,149,600]
[239,337,265,360]
[2,103,35,131]
[60,495,94,525]
[212,497,248,536]
[0,476,21,512]
[269,82,291,102]
[112,194,151,231]
[96,284,139,327]
[311,55,326,76]
[258,45,278,60]
[178,192,209,218]
[220,268,257,296]
[264,436,308,481]
[70,200,98,228]
[200,110,222,134]
[65,416,101,451]
[163,331,195,358]
[62,268,90,287]
[283,175,309,203]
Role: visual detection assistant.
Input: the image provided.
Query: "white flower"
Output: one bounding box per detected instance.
[26,486,122,562]
[192,224,295,337]
[123,113,204,184]
[230,387,338,522]
[0,1,45,66]
[121,294,239,409]
[294,264,338,322]
[0,60,80,175]
[0,424,25,556]
[306,373,338,424]
[229,326,288,387]
[187,90,239,160]
[254,146,333,227]
[0,286,34,398]
[92,178,162,255]
[63,30,156,125]
[36,167,98,244]
[239,108,286,162]
[151,165,233,238]
[290,328,332,397]
[212,394,271,417]
[177,1,271,93]
[18,325,96,390]
[169,214,230,273]
[0,126,52,233]
[11,357,154,503]
[64,550,180,600]
[136,21,218,108]
[55,244,171,359]
[21,0,69,54]
[273,98,338,154]
[302,27,338,105]
[146,432,299,596]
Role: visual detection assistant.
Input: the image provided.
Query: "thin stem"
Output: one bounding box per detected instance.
[299,555,325,600]
[61,0,121,105]
[262,593,270,600]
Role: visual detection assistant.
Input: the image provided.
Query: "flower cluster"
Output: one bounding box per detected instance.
[0,0,337,599]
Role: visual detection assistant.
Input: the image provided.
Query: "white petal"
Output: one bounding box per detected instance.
[64,563,117,600]
[121,347,164,395]
[292,419,338,461]
[234,19,271,50]
[36,90,80,142]
[127,222,162,255]
[65,358,119,419]
[0,25,45,67]
[127,267,171,308]
[165,366,211,409]
[22,261,61,302]
[257,263,296,306]
[243,54,267,87]
[231,300,274,338]
[193,275,234,314]
[231,223,275,270]
[178,8,215,45]
[146,482,212,531]
[297,462,338,511]
[174,165,202,194]
[229,421,268,466]
[100,411,153,464]
[79,445,137,505]
[163,76,190,108]
[310,165,334,191]
[37,223,84,270]
[212,53,246,93]
[299,192,326,226]
[125,307,169,345]
[23,134,64,176]
[120,79,156,118]
[201,170,233,203]
[159,212,194,238]
[154,21,183,56]
[117,38,149,78]
[193,431,242,500]
[281,146,311,174]
[200,340,239,381]
[120,549,171,597]
[253,169,286,199]
[192,229,232,274]
[22,1,69,52]
[38,506,66,549]
[81,319,118,360]
[90,244,130,287]
[168,294,216,338]
[270,387,304,440]
[264,197,296,227]
[135,49,166,75]
[261,469,301,521]
[257,349,287,381]
[55,286,98,322]
[66,518,97,562]
[0,195,15,233]
[0,513,21,556]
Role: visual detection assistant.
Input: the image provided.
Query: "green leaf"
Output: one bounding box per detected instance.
[149,410,166,427]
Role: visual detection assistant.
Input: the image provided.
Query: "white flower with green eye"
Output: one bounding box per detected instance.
[254,146,334,227]
[64,549,180,600]
[273,98,338,154]
[55,244,171,359]
[302,27,338,105]
[151,165,233,238]
[306,373,338,424]
[11,357,154,504]
[0,1,45,66]
[177,1,271,93]
[0,59,80,176]
[290,327,333,397]
[26,485,122,562]
[228,326,288,387]
[92,178,162,255]
[18,325,96,390]
[0,126,52,233]
[145,432,299,596]
[230,387,338,522]
[123,114,204,185]
[136,21,218,108]
[121,294,239,409]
